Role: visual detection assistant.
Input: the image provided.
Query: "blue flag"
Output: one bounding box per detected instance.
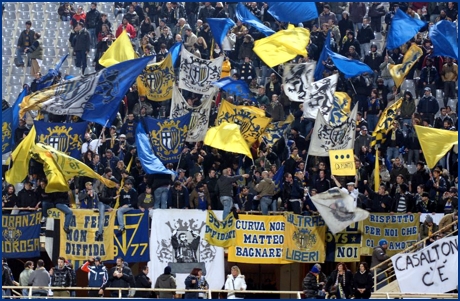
[144,113,192,164]
[314,31,331,81]
[135,122,176,177]
[37,54,69,91]
[11,88,27,143]
[2,108,13,154]
[169,41,182,67]
[267,2,318,24]
[207,18,236,47]
[386,8,426,50]
[2,211,42,258]
[273,165,285,194]
[429,20,458,60]
[34,121,88,159]
[326,48,373,79]
[81,56,153,126]
[212,77,256,101]
[236,3,275,37]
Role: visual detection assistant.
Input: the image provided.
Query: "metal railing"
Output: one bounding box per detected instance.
[370,219,458,292]
[2,286,457,299]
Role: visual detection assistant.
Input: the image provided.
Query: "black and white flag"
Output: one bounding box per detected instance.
[283,62,316,102]
[302,74,338,120]
[179,47,224,95]
[170,86,215,142]
[308,104,358,157]
[311,188,369,234]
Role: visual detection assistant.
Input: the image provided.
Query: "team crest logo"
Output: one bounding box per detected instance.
[190,61,210,86]
[2,121,12,152]
[150,120,188,156]
[156,218,216,274]
[2,228,22,244]
[318,122,355,151]
[292,228,317,251]
[38,125,82,155]
[179,51,223,94]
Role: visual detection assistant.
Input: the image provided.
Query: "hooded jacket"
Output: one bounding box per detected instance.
[155,273,177,299]
[81,261,108,289]
[224,274,247,299]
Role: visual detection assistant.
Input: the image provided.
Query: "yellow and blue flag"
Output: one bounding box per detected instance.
[212,77,255,101]
[386,8,426,50]
[135,122,176,178]
[261,114,294,147]
[329,92,352,126]
[11,88,28,143]
[37,54,69,91]
[370,98,403,147]
[20,56,152,126]
[35,121,88,159]
[216,100,272,145]
[236,3,274,36]
[137,54,175,101]
[389,44,423,88]
[145,113,192,164]
[429,20,458,60]
[2,108,13,154]
[267,2,318,24]
[99,30,138,67]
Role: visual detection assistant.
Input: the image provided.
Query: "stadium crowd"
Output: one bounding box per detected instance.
[1,1,459,299]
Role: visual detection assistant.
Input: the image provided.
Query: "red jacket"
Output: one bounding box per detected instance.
[116,24,136,39]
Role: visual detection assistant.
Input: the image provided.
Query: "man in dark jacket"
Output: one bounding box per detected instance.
[154,266,177,299]
[417,87,439,125]
[50,257,73,297]
[167,181,190,209]
[134,266,152,298]
[17,180,38,213]
[364,184,392,212]
[80,256,108,297]
[303,265,320,299]
[108,257,134,298]
[384,121,404,163]
[216,168,249,219]
[117,180,138,232]
[370,239,389,289]
[72,22,90,75]
[340,31,361,56]
[15,20,35,67]
[85,2,101,49]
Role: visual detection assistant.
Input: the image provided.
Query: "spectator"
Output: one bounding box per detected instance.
[184,28,198,52]
[438,210,458,235]
[338,11,354,44]
[85,2,101,49]
[24,32,43,77]
[58,2,75,21]
[370,239,389,289]
[420,215,439,245]
[434,107,454,129]
[368,2,386,33]
[356,17,375,59]
[353,262,373,299]
[266,94,285,122]
[78,181,98,209]
[2,184,18,215]
[117,180,138,232]
[108,257,134,298]
[80,256,108,297]
[224,266,247,299]
[302,265,319,299]
[265,73,281,100]
[116,17,137,40]
[442,187,458,214]
[216,168,249,219]
[15,21,35,67]
[27,260,50,297]
[416,192,437,213]
[95,13,112,41]
[390,183,415,213]
[134,266,152,298]
[384,121,404,163]
[184,268,200,299]
[168,181,190,209]
[426,167,447,210]
[138,185,154,217]
[325,263,354,299]
[254,171,276,215]
[189,182,211,210]
[349,2,367,32]
[17,180,38,214]
[50,257,73,298]
[319,4,338,27]
[155,266,177,299]
[113,2,126,19]
[72,22,90,76]
[19,261,34,297]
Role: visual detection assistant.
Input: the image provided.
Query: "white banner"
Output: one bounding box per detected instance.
[170,85,214,142]
[179,47,224,95]
[391,236,458,293]
[148,209,225,292]
[302,74,338,121]
[308,104,358,157]
[283,62,316,102]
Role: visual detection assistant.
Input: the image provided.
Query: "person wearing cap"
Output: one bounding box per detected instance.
[331,175,360,207]
[416,192,437,213]
[15,21,35,67]
[441,187,458,214]
[354,125,371,156]
[370,239,389,289]
[426,167,447,210]
[117,179,138,232]
[416,84,439,126]
[302,265,320,298]
[420,215,439,245]
[81,256,108,297]
[155,266,177,299]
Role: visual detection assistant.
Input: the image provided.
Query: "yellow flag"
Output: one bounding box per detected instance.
[204,122,253,159]
[99,30,137,67]
[116,156,134,208]
[254,25,310,67]
[414,126,458,168]
[330,92,352,125]
[374,148,380,191]
[216,100,272,145]
[137,54,175,101]
[370,98,403,147]
[5,126,36,184]
[31,143,117,192]
[204,210,236,248]
[389,44,423,88]
[261,114,294,146]
[329,149,356,176]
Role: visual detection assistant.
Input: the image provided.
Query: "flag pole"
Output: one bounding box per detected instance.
[94,119,110,153]
[348,79,357,95]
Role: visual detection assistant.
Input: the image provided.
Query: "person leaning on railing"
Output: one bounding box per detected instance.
[370,239,389,291]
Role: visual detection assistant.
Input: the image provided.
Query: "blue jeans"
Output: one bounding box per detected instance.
[154,186,169,209]
[55,203,73,229]
[61,15,71,21]
[97,202,112,234]
[220,196,234,220]
[367,114,378,133]
[15,47,28,65]
[260,196,275,215]
[87,28,96,49]
[113,7,126,18]
[386,147,400,163]
[117,206,133,228]
[41,201,54,218]
[75,50,87,72]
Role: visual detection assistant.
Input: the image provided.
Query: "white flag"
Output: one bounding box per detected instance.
[311,188,369,234]
[308,104,358,157]
[391,236,458,293]
[283,62,316,102]
[179,47,224,95]
[302,74,338,120]
[148,209,225,292]
[170,86,215,142]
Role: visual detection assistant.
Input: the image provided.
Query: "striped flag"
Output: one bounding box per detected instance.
[370,98,403,147]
